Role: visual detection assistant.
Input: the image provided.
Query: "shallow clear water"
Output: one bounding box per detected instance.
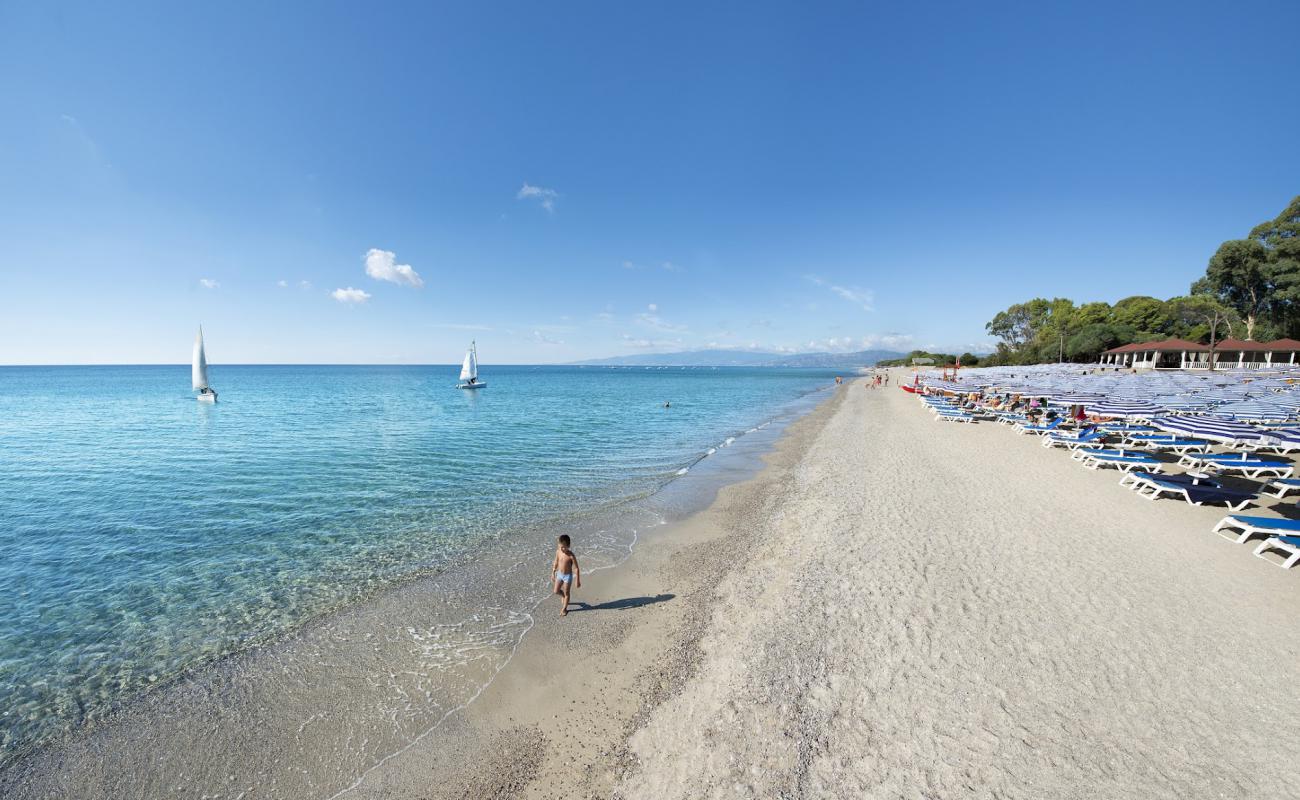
[0,364,837,765]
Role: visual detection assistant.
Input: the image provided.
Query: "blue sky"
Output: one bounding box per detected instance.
[2,1,1297,364]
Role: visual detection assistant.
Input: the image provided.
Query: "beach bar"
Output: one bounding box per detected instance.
[1101,338,1300,369]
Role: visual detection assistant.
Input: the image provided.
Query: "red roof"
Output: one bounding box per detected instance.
[1215,338,1272,351]
[1264,338,1300,351]
[1103,338,1209,354]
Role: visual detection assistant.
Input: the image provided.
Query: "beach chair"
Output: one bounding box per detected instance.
[1124,472,1254,510]
[1266,478,1300,498]
[1075,449,1162,472]
[1014,418,1062,436]
[1253,535,1300,569]
[1042,429,1106,450]
[934,409,976,423]
[1177,454,1295,480]
[1099,424,1158,434]
[1211,514,1300,544]
[1136,438,1211,456]
[1124,433,1177,445]
[995,413,1028,427]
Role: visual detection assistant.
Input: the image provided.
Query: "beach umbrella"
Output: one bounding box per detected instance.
[1263,428,1300,449]
[1085,399,1168,419]
[1153,414,1268,444]
[919,379,969,394]
[1214,400,1295,424]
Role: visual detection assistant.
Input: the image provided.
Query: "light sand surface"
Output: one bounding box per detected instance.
[350,375,1300,799]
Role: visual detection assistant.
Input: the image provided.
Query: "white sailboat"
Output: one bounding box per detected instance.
[456,340,486,389]
[193,326,218,402]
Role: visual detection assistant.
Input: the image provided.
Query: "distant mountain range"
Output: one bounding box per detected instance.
[569,348,906,369]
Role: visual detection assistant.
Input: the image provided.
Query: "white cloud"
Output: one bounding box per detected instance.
[863,333,915,351]
[636,311,687,333]
[531,329,564,345]
[299,280,313,290]
[595,311,615,322]
[516,182,558,212]
[331,287,371,303]
[277,279,288,288]
[621,334,683,349]
[647,303,658,312]
[363,248,423,288]
[198,278,219,289]
[805,275,874,312]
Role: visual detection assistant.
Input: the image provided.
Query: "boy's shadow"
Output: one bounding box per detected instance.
[567,593,674,613]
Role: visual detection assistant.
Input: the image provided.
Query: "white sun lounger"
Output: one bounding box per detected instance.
[1076,450,1162,472]
[1211,514,1300,544]
[934,411,975,423]
[1177,454,1295,479]
[1266,478,1300,498]
[1043,429,1106,450]
[1253,535,1300,569]
[1121,473,1254,510]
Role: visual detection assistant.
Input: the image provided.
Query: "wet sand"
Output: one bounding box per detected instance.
[346,374,1300,799]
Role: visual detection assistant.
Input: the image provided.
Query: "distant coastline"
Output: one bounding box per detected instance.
[568,348,906,368]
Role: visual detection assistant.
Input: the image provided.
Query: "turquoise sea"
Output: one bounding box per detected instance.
[0,364,837,792]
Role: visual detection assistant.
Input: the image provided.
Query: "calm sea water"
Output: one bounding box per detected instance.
[0,364,837,769]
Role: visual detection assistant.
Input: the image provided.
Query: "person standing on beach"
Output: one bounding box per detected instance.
[551,534,581,616]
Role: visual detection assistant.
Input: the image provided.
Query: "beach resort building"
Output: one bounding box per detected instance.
[1101,338,1300,370]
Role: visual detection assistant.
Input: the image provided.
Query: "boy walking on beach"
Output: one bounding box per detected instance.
[551,535,581,616]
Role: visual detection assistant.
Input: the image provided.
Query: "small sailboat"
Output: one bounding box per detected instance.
[456,341,486,389]
[193,326,218,402]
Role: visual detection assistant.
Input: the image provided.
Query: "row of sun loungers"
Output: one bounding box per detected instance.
[1119,471,1256,510]
[910,389,1300,569]
[1212,518,1300,568]
[1176,453,1295,479]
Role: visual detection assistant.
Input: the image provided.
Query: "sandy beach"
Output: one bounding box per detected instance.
[346,374,1300,799]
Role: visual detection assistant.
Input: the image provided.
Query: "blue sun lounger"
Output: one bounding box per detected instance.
[1266,478,1300,498]
[1075,449,1162,472]
[1042,429,1106,450]
[1253,535,1300,569]
[935,410,976,423]
[1133,438,1211,456]
[1123,472,1254,510]
[1177,454,1295,479]
[1211,514,1300,544]
[1015,418,1062,435]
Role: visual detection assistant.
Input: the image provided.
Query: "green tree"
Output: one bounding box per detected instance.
[1073,301,1112,327]
[985,298,1052,350]
[1065,322,1136,361]
[1203,239,1270,339]
[1168,295,1240,370]
[1111,296,1173,334]
[1249,195,1300,336]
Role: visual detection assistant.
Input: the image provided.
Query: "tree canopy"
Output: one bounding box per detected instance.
[982,196,1299,365]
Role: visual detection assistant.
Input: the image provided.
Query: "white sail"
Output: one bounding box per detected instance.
[459,341,478,381]
[192,327,210,390]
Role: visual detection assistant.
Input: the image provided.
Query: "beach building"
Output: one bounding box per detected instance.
[1101,338,1300,370]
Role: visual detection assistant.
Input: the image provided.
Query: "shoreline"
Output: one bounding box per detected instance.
[0,377,839,799]
[339,374,852,799]
[350,371,1300,799]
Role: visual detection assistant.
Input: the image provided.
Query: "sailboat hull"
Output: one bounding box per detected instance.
[456,382,486,390]
[197,392,217,403]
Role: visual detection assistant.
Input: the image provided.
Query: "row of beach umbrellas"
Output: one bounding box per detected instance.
[911,363,1300,445]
